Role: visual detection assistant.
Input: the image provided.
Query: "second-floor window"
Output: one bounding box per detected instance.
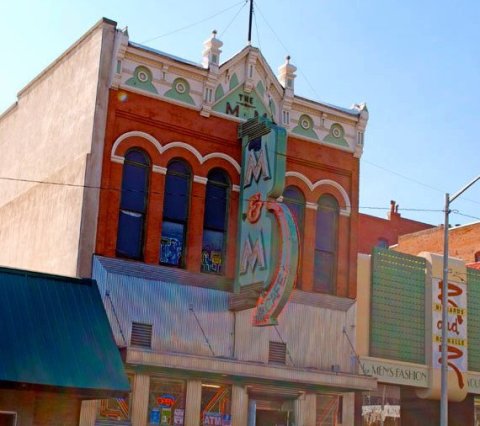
[116,149,150,260]
[160,160,191,267]
[314,194,339,293]
[282,186,305,237]
[201,169,230,274]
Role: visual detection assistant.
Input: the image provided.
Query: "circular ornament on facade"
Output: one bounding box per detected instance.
[331,123,345,139]
[175,81,186,94]
[300,117,311,130]
[137,70,149,82]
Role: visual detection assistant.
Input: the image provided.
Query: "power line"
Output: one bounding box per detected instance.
[253,1,321,100]
[0,174,449,215]
[363,159,480,207]
[219,1,248,38]
[140,1,245,44]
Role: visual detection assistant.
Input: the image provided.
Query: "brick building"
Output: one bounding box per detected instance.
[0,18,377,425]
[394,221,480,265]
[357,200,434,254]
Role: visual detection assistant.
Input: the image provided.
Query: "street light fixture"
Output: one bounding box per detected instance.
[441,174,480,426]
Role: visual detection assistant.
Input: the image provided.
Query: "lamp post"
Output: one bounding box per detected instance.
[440,175,480,426]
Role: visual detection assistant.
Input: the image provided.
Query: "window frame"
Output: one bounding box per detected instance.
[116,148,151,260]
[314,194,340,294]
[160,159,192,268]
[201,168,231,275]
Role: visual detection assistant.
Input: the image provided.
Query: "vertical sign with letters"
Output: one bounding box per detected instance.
[235,117,299,326]
[432,278,468,389]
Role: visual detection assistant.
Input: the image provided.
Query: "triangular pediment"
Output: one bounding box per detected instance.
[211,46,284,122]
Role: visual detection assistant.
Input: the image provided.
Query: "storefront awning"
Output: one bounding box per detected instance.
[0,266,130,397]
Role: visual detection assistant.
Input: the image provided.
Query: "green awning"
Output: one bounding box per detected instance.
[0,266,130,397]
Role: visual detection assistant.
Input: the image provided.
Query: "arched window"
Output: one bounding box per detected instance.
[201,169,230,274]
[282,186,305,238]
[160,160,191,267]
[314,194,339,293]
[116,149,150,259]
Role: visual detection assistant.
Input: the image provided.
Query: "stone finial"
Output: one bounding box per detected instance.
[202,30,223,69]
[277,55,297,91]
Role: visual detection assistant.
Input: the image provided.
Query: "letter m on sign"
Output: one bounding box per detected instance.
[240,235,266,274]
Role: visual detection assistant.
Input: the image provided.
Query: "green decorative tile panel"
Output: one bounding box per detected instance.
[468,268,480,371]
[323,123,348,147]
[164,78,195,105]
[215,84,224,101]
[212,85,272,120]
[125,66,158,94]
[256,81,265,97]
[292,114,318,139]
[229,73,239,90]
[370,247,426,364]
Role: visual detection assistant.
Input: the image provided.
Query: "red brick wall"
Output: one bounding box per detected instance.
[358,209,434,254]
[96,89,361,297]
[0,389,80,426]
[394,223,480,263]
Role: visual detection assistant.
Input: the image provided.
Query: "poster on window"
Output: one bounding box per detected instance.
[174,408,184,425]
[160,221,185,266]
[201,230,224,273]
[149,408,160,425]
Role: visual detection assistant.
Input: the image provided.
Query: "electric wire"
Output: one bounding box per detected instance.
[274,325,296,367]
[253,1,321,100]
[189,304,216,356]
[0,174,450,215]
[219,1,249,38]
[140,1,245,44]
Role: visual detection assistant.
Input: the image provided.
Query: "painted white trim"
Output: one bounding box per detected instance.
[193,175,208,184]
[111,155,124,165]
[111,131,241,174]
[111,131,163,159]
[152,165,167,174]
[277,196,284,202]
[203,152,241,174]
[306,202,318,210]
[285,171,351,216]
[232,184,240,192]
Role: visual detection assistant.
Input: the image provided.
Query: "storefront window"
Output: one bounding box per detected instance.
[148,377,186,425]
[201,383,232,425]
[97,374,133,422]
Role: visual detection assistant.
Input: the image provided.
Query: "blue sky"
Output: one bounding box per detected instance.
[1,0,479,226]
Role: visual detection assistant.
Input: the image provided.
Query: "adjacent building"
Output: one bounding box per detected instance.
[357,200,434,254]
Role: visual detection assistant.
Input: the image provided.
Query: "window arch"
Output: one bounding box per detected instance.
[116,149,150,259]
[314,194,339,293]
[160,159,192,267]
[282,186,305,238]
[201,169,230,274]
